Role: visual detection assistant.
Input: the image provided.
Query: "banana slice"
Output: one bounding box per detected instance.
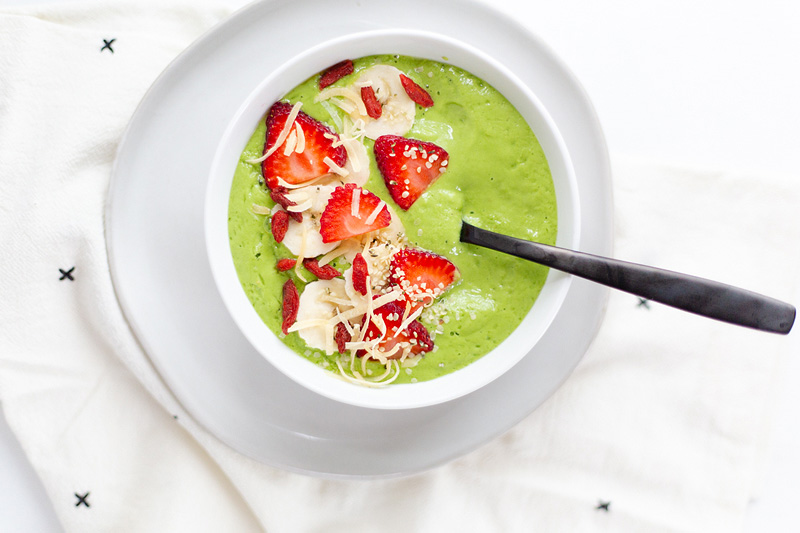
[274,184,338,257]
[296,278,347,351]
[351,65,416,140]
[341,137,369,186]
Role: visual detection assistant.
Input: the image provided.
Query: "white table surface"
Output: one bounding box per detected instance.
[2,0,798,530]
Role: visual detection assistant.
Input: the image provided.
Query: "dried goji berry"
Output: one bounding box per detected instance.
[334,322,351,353]
[303,258,342,280]
[271,210,289,243]
[281,279,299,335]
[352,253,369,295]
[276,258,297,271]
[360,86,382,119]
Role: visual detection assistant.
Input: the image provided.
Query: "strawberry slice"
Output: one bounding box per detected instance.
[262,102,346,189]
[358,300,434,359]
[319,183,391,243]
[389,248,459,307]
[319,59,354,89]
[399,74,434,107]
[303,258,341,280]
[282,279,299,335]
[352,253,369,295]
[360,86,382,119]
[373,135,449,210]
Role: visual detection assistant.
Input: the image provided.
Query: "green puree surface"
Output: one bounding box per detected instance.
[228,55,557,384]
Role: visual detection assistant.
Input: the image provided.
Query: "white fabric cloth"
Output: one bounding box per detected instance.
[1,2,798,532]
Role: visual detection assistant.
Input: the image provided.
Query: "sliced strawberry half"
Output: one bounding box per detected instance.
[319,183,391,243]
[262,102,347,189]
[373,135,449,210]
[389,248,459,307]
[358,300,434,359]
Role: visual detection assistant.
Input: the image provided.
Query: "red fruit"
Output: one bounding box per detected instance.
[276,258,296,271]
[399,74,434,107]
[262,102,346,189]
[319,59,354,89]
[271,210,289,243]
[269,186,302,223]
[389,248,459,306]
[360,86,382,119]
[303,258,342,280]
[334,322,351,353]
[359,300,434,359]
[352,253,369,295]
[373,135,449,210]
[282,279,299,335]
[319,183,391,243]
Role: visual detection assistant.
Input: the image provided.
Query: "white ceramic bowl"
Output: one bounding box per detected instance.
[205,29,580,410]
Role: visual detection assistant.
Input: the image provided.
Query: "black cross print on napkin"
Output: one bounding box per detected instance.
[596,500,611,512]
[637,297,650,309]
[74,492,90,508]
[100,38,116,53]
[59,267,75,281]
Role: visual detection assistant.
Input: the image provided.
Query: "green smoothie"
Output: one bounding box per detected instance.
[228,55,557,384]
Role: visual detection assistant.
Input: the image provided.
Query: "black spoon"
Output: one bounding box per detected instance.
[460,222,795,334]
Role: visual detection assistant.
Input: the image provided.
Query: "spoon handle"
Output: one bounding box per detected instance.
[460,222,795,334]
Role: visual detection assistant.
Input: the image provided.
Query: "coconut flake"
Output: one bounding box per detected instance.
[283,129,297,156]
[364,200,386,225]
[294,122,305,153]
[351,187,361,218]
[324,157,350,177]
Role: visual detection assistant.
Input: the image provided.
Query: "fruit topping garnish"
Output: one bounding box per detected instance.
[317,65,415,140]
[373,135,449,210]
[358,300,435,359]
[276,258,297,272]
[389,248,459,308]
[269,186,303,222]
[360,86,383,119]
[281,279,299,335]
[318,59,354,89]
[319,183,391,243]
[251,61,463,386]
[303,258,342,280]
[399,74,434,107]
[270,210,290,243]
[334,322,351,354]
[351,252,369,296]
[262,102,347,189]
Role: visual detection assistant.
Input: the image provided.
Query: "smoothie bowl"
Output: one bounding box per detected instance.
[205,30,580,410]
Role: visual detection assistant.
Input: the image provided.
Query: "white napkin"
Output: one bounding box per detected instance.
[1,3,798,532]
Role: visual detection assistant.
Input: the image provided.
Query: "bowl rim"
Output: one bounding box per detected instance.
[204,27,580,410]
